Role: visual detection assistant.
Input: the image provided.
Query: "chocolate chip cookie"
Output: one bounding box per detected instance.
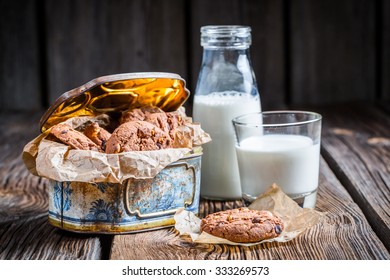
[120,106,165,124]
[201,208,284,243]
[166,111,184,138]
[105,121,172,153]
[120,106,184,139]
[83,122,111,151]
[50,123,102,152]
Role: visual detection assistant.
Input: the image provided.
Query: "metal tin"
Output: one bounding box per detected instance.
[40,72,190,132]
[48,154,201,234]
[41,72,201,234]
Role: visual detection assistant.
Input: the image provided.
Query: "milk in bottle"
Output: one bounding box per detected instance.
[193,26,261,199]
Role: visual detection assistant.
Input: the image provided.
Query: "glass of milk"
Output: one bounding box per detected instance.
[232,111,322,208]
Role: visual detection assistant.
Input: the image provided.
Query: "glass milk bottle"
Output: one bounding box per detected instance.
[193,25,261,200]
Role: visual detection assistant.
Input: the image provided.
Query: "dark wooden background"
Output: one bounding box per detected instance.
[1,0,389,114]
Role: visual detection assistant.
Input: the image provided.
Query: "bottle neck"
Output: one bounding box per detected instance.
[195,25,260,100]
[200,47,253,70]
[196,47,258,97]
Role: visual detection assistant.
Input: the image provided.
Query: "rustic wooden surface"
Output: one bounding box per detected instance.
[110,158,388,260]
[1,0,389,112]
[383,0,390,100]
[320,104,390,250]
[0,103,389,260]
[0,0,42,110]
[44,0,187,106]
[189,0,286,110]
[289,0,377,105]
[0,112,104,260]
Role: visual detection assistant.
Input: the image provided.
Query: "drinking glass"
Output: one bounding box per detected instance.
[232,111,322,208]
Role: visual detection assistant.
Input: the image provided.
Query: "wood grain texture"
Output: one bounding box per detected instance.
[242,0,285,110]
[110,158,389,260]
[289,0,376,105]
[0,215,102,260]
[44,0,187,104]
[1,105,389,260]
[188,0,286,111]
[0,112,103,260]
[0,0,42,111]
[382,0,390,101]
[1,0,389,112]
[319,104,390,251]
[0,112,45,221]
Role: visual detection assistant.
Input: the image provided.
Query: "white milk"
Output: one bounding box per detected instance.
[193,91,261,199]
[236,134,320,203]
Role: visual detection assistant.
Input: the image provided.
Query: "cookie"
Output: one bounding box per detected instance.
[166,111,185,139]
[120,107,184,140]
[83,122,111,151]
[120,106,165,124]
[200,208,284,243]
[105,121,172,153]
[50,123,102,152]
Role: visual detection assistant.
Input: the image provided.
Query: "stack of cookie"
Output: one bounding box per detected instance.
[49,106,187,153]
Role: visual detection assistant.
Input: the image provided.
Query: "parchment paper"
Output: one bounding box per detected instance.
[22,113,211,184]
[174,184,323,246]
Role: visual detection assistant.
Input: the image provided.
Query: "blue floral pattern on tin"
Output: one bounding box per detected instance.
[128,166,194,215]
[53,181,72,211]
[93,182,115,193]
[86,199,121,222]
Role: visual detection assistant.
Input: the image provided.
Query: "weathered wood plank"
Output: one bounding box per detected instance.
[110,157,389,260]
[44,0,187,104]
[0,112,103,260]
[0,215,102,260]
[379,103,390,115]
[0,112,44,217]
[382,0,390,101]
[319,104,390,251]
[2,104,389,260]
[0,112,48,224]
[289,0,376,105]
[242,0,285,110]
[189,0,242,96]
[0,0,42,110]
[188,0,286,112]
[1,0,387,112]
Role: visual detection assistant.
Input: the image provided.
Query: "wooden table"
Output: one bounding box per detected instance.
[0,103,389,260]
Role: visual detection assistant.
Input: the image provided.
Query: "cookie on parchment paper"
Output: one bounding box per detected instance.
[83,122,111,151]
[50,123,103,152]
[105,121,172,153]
[200,207,284,243]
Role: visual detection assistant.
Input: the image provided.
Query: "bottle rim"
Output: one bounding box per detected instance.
[200,25,251,36]
[200,25,252,49]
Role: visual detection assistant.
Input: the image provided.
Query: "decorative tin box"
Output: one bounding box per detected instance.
[34,73,204,234]
[48,155,201,233]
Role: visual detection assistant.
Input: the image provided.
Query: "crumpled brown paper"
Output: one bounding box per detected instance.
[22,113,211,184]
[174,184,323,246]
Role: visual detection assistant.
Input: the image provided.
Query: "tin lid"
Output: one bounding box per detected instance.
[39,72,190,132]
